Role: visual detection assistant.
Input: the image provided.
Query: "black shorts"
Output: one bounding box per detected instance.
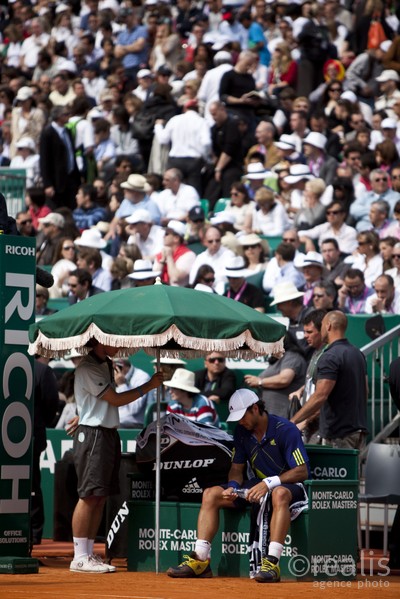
[73,425,121,498]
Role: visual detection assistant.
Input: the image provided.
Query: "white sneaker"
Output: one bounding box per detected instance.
[70,555,110,573]
[92,554,116,572]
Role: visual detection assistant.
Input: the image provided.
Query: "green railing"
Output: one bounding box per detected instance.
[360,323,400,459]
[0,168,26,217]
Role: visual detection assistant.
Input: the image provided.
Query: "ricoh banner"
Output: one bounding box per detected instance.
[0,236,36,557]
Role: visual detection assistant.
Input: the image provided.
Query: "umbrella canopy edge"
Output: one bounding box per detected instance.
[28,322,285,359]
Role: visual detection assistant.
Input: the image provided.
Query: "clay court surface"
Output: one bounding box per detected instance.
[0,543,398,599]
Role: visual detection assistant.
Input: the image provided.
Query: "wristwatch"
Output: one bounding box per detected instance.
[258,378,263,387]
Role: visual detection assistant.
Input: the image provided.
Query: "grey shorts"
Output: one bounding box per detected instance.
[73,425,121,498]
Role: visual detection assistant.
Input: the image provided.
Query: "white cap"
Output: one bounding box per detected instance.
[55,3,69,13]
[16,86,33,102]
[210,212,236,225]
[381,117,398,129]
[211,35,234,51]
[227,389,259,422]
[167,220,186,237]
[38,212,65,228]
[137,68,153,79]
[214,51,232,65]
[16,137,35,151]
[194,283,214,293]
[380,40,392,53]
[151,356,187,365]
[125,209,153,224]
[340,90,357,103]
[55,59,77,74]
[376,69,400,83]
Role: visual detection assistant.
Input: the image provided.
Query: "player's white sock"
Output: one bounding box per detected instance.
[268,541,283,561]
[195,540,211,561]
[73,537,88,559]
[87,539,95,556]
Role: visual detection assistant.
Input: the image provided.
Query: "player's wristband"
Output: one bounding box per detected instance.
[228,481,240,490]
[136,386,144,397]
[262,476,281,490]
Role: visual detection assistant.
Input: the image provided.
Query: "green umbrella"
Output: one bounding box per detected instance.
[29,283,285,573]
[29,284,285,358]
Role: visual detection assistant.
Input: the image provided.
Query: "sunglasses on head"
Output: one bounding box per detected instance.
[208,357,225,363]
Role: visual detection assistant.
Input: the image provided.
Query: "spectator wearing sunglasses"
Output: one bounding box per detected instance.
[16,210,36,237]
[384,242,400,289]
[194,352,237,420]
[299,200,358,255]
[350,169,400,232]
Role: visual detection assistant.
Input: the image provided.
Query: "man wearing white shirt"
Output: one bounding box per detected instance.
[125,208,165,261]
[19,18,50,74]
[197,51,233,125]
[10,137,40,188]
[287,110,309,154]
[299,201,358,255]
[133,68,154,102]
[384,243,400,288]
[365,274,400,314]
[82,63,107,105]
[155,168,200,226]
[114,358,151,428]
[189,226,235,294]
[374,70,400,120]
[154,102,211,194]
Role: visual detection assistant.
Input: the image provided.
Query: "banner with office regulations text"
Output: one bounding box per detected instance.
[0,235,36,556]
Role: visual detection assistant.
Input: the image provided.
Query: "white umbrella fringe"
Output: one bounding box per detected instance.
[28,322,284,359]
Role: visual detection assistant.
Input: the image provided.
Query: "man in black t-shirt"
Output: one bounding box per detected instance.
[291,311,368,449]
[205,101,244,208]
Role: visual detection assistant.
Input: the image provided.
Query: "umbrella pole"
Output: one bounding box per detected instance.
[155,349,161,574]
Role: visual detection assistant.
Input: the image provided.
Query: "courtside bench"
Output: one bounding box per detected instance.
[127,447,359,581]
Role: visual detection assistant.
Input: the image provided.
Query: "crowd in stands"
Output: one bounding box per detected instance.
[5,0,400,428]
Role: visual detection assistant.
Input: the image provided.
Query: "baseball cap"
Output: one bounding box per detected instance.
[167,220,186,237]
[376,69,400,83]
[381,118,397,129]
[38,212,65,228]
[125,208,153,224]
[137,68,153,79]
[188,206,205,222]
[227,389,259,422]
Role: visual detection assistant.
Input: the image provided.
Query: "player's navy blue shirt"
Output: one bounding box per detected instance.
[232,414,310,479]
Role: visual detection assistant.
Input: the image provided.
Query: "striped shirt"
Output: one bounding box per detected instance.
[166,393,220,428]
